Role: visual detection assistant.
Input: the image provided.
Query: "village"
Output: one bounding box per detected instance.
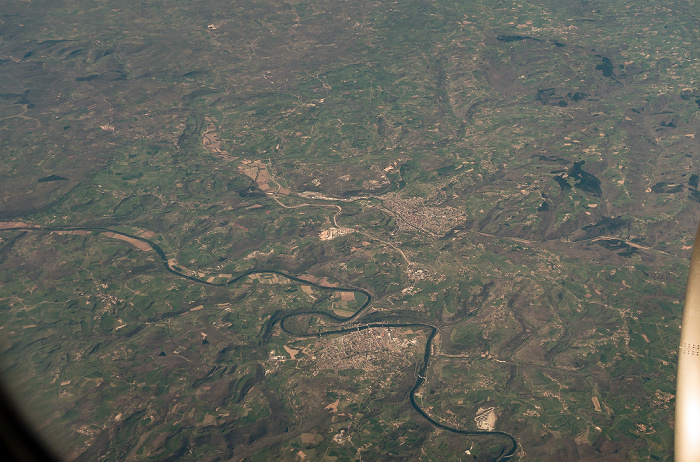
[381,194,467,235]
[307,327,418,375]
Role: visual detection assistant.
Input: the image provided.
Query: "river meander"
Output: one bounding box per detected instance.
[1,224,518,460]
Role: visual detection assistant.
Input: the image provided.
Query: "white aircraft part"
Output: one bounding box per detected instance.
[676,223,700,461]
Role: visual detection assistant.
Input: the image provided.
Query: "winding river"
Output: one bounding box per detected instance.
[1,224,518,460]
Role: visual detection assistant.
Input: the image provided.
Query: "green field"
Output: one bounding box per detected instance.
[0,0,698,460]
